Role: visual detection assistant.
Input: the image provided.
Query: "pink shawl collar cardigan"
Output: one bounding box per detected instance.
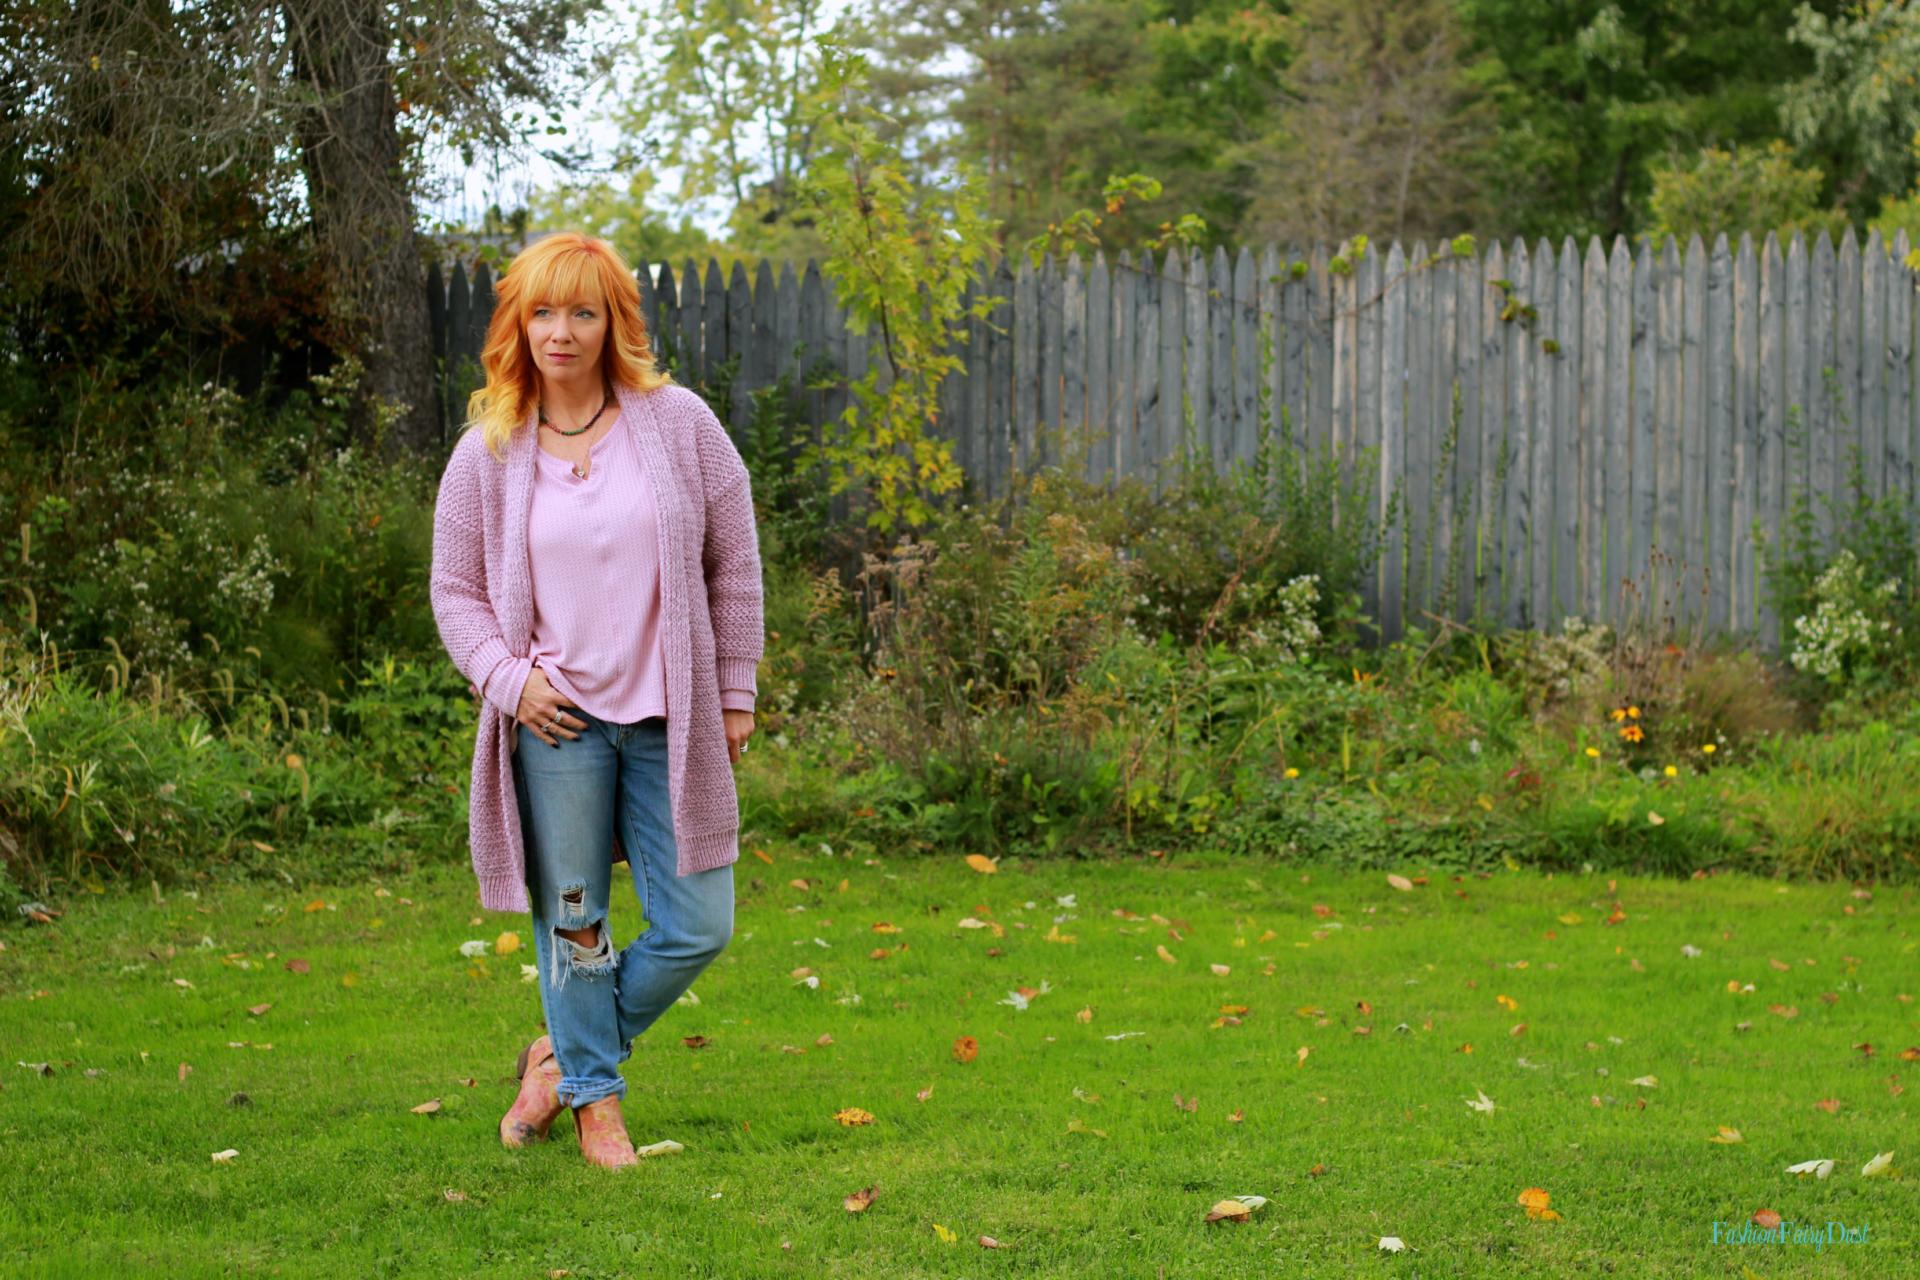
[430,380,764,913]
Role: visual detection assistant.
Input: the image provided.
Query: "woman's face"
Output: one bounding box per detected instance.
[526,290,609,392]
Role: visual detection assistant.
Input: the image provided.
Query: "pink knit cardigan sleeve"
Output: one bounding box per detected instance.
[696,397,763,710]
[430,435,535,721]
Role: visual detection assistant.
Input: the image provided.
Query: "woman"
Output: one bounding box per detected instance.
[429,232,763,1169]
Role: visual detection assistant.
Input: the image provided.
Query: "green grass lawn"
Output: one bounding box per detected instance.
[2,849,1914,1278]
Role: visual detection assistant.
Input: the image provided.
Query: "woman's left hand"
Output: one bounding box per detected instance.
[723,708,755,765]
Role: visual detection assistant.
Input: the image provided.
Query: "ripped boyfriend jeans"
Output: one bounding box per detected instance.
[509,710,734,1110]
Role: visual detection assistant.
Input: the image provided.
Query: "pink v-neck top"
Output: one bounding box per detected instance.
[520,422,669,722]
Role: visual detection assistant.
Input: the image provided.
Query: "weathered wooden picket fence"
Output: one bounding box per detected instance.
[430,228,1920,650]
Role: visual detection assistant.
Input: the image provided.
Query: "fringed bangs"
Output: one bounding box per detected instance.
[460,233,675,460]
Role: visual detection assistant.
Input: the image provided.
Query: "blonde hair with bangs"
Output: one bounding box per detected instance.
[462,232,675,460]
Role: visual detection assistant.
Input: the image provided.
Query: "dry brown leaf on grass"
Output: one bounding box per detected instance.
[1752,1209,1782,1229]
[1157,945,1178,964]
[964,854,998,874]
[411,1099,441,1115]
[978,1236,1005,1248]
[834,1107,875,1126]
[1813,1098,1841,1114]
[1387,874,1413,892]
[843,1185,878,1212]
[1709,1127,1744,1144]
[1172,1093,1197,1113]
[953,1036,979,1063]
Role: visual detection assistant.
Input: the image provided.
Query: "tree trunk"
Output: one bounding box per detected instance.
[282,0,438,454]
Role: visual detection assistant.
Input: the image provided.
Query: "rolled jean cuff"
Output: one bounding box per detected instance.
[557,1074,626,1108]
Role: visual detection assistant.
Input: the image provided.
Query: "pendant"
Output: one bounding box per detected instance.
[572,459,589,479]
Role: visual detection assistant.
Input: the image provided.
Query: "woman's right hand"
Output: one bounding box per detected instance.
[516,666,584,746]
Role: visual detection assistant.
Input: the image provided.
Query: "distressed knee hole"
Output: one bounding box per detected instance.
[548,913,615,990]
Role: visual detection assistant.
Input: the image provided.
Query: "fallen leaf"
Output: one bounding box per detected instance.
[964,854,998,875]
[1629,1076,1658,1088]
[1785,1158,1834,1179]
[953,1036,978,1063]
[1709,1127,1744,1144]
[1466,1089,1496,1113]
[1752,1209,1781,1229]
[978,1235,1004,1248]
[1860,1152,1894,1178]
[411,1099,441,1115]
[495,931,521,955]
[1157,945,1178,964]
[1517,1187,1561,1220]
[247,1003,271,1017]
[933,1223,958,1243]
[1209,963,1230,976]
[833,1107,875,1126]
[1387,873,1413,892]
[1296,1046,1310,1067]
[1378,1236,1408,1253]
[210,1148,238,1163]
[1204,1195,1267,1223]
[843,1186,878,1212]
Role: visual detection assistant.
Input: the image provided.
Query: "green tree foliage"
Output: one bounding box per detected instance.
[794,40,998,535]
[612,0,866,263]
[525,170,729,276]
[1228,0,1494,246]
[854,0,1264,256]
[1456,0,1841,241]
[1,0,596,447]
[1781,0,1920,221]
[1647,140,1850,243]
